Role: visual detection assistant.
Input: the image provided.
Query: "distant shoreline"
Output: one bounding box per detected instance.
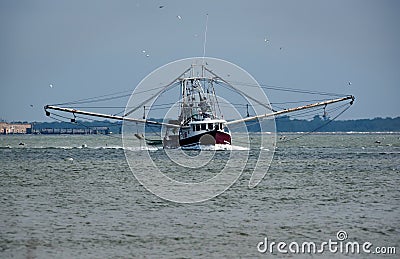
[2,116,399,134]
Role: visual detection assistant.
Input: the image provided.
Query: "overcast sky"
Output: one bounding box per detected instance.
[1,0,399,122]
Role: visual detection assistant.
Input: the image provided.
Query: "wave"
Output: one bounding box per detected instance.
[179,144,250,151]
[278,131,400,135]
[0,144,250,151]
[0,145,125,150]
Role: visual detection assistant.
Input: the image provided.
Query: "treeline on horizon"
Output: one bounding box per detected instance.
[13,116,400,133]
[274,115,400,132]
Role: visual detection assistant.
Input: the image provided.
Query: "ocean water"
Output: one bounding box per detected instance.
[0,133,399,258]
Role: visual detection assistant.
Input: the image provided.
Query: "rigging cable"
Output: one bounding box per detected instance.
[46,112,122,140]
[277,103,353,143]
[229,101,353,146]
[226,80,348,97]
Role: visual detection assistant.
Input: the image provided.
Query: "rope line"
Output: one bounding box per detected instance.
[277,104,352,143]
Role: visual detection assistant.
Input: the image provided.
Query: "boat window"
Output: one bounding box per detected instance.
[201,124,206,130]
[215,124,219,130]
[208,123,213,130]
[196,124,200,131]
[220,123,223,130]
[192,125,195,131]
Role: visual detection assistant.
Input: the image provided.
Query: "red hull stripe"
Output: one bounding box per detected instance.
[179,130,231,147]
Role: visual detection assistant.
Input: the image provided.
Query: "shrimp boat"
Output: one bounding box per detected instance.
[174,71,232,149]
[44,61,354,150]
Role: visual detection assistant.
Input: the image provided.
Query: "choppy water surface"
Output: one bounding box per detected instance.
[0,133,399,258]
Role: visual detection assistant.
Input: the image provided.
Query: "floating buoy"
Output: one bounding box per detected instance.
[82,144,87,148]
[18,142,25,146]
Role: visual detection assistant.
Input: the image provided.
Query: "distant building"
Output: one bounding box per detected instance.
[0,122,32,134]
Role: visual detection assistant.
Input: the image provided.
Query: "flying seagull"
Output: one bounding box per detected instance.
[142,50,149,57]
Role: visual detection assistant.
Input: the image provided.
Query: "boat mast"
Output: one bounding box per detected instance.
[178,64,216,126]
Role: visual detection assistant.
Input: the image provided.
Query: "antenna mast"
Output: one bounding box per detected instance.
[202,14,209,66]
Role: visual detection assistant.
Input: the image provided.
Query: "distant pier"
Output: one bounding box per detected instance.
[0,122,31,134]
[32,127,110,135]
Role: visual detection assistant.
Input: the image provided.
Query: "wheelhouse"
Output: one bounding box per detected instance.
[178,119,230,140]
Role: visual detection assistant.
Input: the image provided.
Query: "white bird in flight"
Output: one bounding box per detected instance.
[141,50,149,57]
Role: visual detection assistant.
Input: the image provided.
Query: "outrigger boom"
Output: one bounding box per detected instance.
[226,95,354,125]
[44,105,181,128]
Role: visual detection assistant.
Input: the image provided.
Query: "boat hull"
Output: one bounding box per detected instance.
[179,130,231,148]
